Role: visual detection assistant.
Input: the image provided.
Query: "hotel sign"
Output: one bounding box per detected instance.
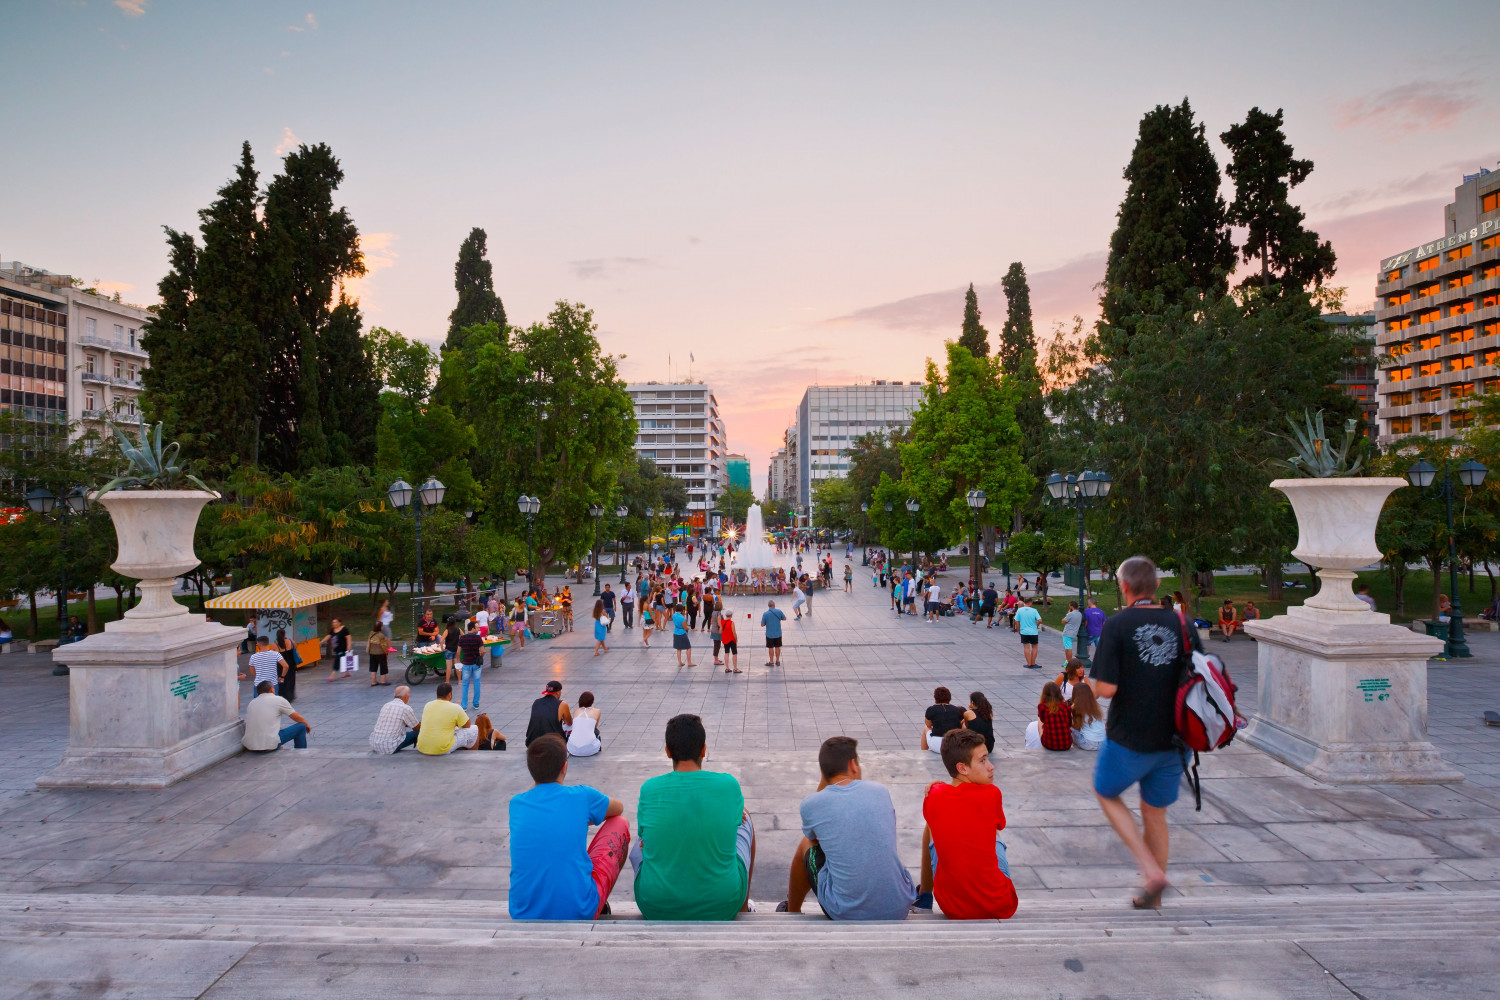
[1382,219,1500,272]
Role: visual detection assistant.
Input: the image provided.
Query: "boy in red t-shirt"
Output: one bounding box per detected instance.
[914,728,1018,919]
[718,614,740,674]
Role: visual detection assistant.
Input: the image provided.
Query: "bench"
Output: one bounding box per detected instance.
[0,639,26,655]
[32,638,60,653]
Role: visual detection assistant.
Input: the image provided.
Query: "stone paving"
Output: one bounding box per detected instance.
[2,572,1499,997]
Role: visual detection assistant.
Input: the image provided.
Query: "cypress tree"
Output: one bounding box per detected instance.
[997,262,1034,377]
[1221,107,1337,292]
[1100,98,1234,345]
[447,228,506,350]
[319,295,379,467]
[957,284,989,357]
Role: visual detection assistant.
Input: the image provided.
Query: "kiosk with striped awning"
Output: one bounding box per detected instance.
[205,576,352,668]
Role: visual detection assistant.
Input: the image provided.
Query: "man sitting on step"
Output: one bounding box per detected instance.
[508,734,630,919]
[914,728,1018,919]
[779,736,916,919]
[631,714,755,920]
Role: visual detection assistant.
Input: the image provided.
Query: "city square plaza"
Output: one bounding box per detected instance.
[1,567,1499,998]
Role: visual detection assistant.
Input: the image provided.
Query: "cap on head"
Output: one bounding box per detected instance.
[545,680,562,694]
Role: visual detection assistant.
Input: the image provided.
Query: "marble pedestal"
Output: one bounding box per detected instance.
[37,614,245,789]
[1242,605,1462,784]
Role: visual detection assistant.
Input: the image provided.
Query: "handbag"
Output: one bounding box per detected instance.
[339,652,359,673]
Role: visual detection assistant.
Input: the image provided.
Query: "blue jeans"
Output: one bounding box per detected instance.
[461,663,481,709]
[279,722,308,749]
[929,836,1011,880]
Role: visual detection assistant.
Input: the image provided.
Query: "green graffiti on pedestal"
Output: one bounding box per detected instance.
[1356,678,1392,703]
[170,674,200,700]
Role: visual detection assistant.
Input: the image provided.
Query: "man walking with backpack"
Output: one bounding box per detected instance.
[1088,556,1188,910]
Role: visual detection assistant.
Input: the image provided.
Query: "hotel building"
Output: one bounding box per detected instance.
[791,380,925,509]
[625,381,728,527]
[1376,169,1500,441]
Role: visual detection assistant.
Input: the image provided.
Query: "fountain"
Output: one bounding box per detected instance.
[731,504,782,569]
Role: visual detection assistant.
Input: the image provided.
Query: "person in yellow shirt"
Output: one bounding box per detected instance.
[417,682,479,754]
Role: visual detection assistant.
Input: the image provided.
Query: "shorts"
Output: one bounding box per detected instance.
[1020,634,1039,645]
[929,837,1010,880]
[803,841,827,894]
[444,650,456,662]
[723,640,738,654]
[447,725,479,754]
[766,637,782,649]
[1093,738,1184,808]
[1062,636,1075,651]
[672,633,691,651]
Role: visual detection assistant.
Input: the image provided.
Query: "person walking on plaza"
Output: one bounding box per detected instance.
[1061,601,1083,661]
[592,598,610,656]
[377,598,394,639]
[508,734,629,919]
[672,604,696,667]
[1014,598,1042,668]
[457,620,485,710]
[1089,555,1189,910]
[368,685,420,754]
[719,609,741,673]
[273,628,300,701]
[1082,596,1106,661]
[242,680,311,751]
[791,579,807,620]
[526,680,573,747]
[620,586,635,629]
[778,736,916,919]
[246,635,289,693]
[601,583,617,634]
[417,682,478,754]
[322,617,351,682]
[367,626,392,687]
[843,562,853,592]
[762,600,787,667]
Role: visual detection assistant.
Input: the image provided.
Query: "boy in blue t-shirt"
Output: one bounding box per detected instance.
[508,734,629,919]
[1013,598,1042,669]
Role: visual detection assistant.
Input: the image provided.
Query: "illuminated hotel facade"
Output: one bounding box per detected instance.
[1376,168,1500,441]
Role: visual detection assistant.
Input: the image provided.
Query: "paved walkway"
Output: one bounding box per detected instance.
[2,574,1499,997]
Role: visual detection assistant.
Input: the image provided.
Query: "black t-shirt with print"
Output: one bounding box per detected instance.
[1088,606,1187,753]
[925,703,966,738]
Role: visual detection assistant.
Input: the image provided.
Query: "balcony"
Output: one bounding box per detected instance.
[76,331,148,357]
[81,370,109,385]
[80,408,107,421]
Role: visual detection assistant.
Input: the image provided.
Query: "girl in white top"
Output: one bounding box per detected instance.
[567,691,602,756]
[1070,684,1107,751]
[377,600,395,638]
[791,583,807,619]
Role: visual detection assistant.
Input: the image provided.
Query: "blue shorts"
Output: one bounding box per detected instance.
[1062,635,1075,651]
[1093,738,1184,808]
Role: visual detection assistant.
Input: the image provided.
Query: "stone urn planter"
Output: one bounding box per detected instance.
[98,489,220,622]
[39,488,246,789]
[1242,477,1459,784]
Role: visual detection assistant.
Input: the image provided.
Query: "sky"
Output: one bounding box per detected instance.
[4,1,1498,493]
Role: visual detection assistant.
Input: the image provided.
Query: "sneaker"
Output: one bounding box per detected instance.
[912,891,934,911]
[774,900,789,912]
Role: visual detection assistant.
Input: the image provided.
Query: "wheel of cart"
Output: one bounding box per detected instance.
[403,650,447,685]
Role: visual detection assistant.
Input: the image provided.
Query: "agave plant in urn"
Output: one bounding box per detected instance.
[94,418,219,623]
[1269,410,1404,618]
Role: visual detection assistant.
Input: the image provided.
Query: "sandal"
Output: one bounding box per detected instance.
[1132,879,1168,910]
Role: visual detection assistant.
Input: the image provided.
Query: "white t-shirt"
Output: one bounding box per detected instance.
[926,584,941,603]
[243,693,295,751]
[473,609,490,632]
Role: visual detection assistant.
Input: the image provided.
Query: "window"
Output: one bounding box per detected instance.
[1419,413,1444,432]
[86,317,97,336]
[1485,265,1500,280]
[128,328,136,348]
[1451,327,1475,344]
[1418,334,1443,351]
[1387,268,1404,282]
[1390,341,1413,356]
[84,390,96,410]
[1418,386,1443,402]
[1418,309,1442,325]
[1388,366,1412,381]
[1450,301,1476,317]
[1486,350,1500,366]
[1450,273,1475,290]
[1484,190,1500,213]
[1388,291,1412,307]
[1484,293,1500,310]
[1419,362,1443,377]
[1417,256,1442,272]
[1389,391,1413,406]
[1417,283,1441,298]
[1451,382,1476,399]
[1485,321,1500,338]
[1450,244,1474,261]
[84,355,95,374]
[1451,356,1475,371]
[113,359,122,378]
[1390,416,1414,434]
[1486,235,1500,251]
[1452,409,1475,428]
[1388,316,1413,331]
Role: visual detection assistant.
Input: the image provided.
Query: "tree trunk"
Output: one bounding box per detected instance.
[129,584,137,610]
[27,589,38,639]
[1265,560,1284,602]
[112,584,123,620]
[1391,563,1406,614]
[981,524,995,559]
[1193,569,1215,598]
[1488,562,1496,605]
[1467,559,1475,594]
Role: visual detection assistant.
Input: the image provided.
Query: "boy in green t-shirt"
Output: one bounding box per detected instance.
[631,714,755,919]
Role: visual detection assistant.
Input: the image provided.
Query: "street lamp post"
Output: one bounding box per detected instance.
[1045,469,1112,600]
[1406,457,1488,658]
[998,530,1011,593]
[965,489,987,587]
[517,495,541,593]
[589,504,604,596]
[616,505,629,583]
[904,498,920,569]
[27,485,90,675]
[859,502,869,553]
[387,477,445,637]
[645,507,655,565]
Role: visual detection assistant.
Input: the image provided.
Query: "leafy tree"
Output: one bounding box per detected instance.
[760,499,794,529]
[318,297,380,467]
[957,283,989,357]
[811,475,858,533]
[446,227,506,351]
[847,429,906,505]
[1221,107,1336,292]
[900,342,1033,583]
[1100,99,1234,347]
[997,262,1034,377]
[720,483,756,526]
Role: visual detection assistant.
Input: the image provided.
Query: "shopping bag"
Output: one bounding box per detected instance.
[339,653,359,673]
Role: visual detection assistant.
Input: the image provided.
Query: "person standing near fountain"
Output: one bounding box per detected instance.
[762,600,787,667]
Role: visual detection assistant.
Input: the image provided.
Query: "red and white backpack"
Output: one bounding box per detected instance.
[1174,620,1242,809]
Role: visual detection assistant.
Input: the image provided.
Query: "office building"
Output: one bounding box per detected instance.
[0,261,149,446]
[625,381,728,529]
[1376,168,1500,441]
[726,452,750,492]
[791,380,925,508]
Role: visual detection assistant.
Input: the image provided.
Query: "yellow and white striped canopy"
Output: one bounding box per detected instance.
[204,576,351,610]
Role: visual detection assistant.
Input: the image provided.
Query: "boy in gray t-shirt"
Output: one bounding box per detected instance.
[780,737,916,920]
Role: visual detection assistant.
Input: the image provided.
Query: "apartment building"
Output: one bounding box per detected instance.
[1376,169,1500,441]
[1325,311,1379,437]
[792,380,924,508]
[0,262,149,444]
[625,381,728,528]
[767,447,789,502]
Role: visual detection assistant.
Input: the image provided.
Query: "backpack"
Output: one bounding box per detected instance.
[1173,618,1241,810]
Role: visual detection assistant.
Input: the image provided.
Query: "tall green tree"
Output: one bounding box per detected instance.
[318,297,381,467]
[446,228,506,351]
[957,283,989,357]
[997,262,1034,377]
[1100,99,1234,348]
[1221,107,1337,292]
